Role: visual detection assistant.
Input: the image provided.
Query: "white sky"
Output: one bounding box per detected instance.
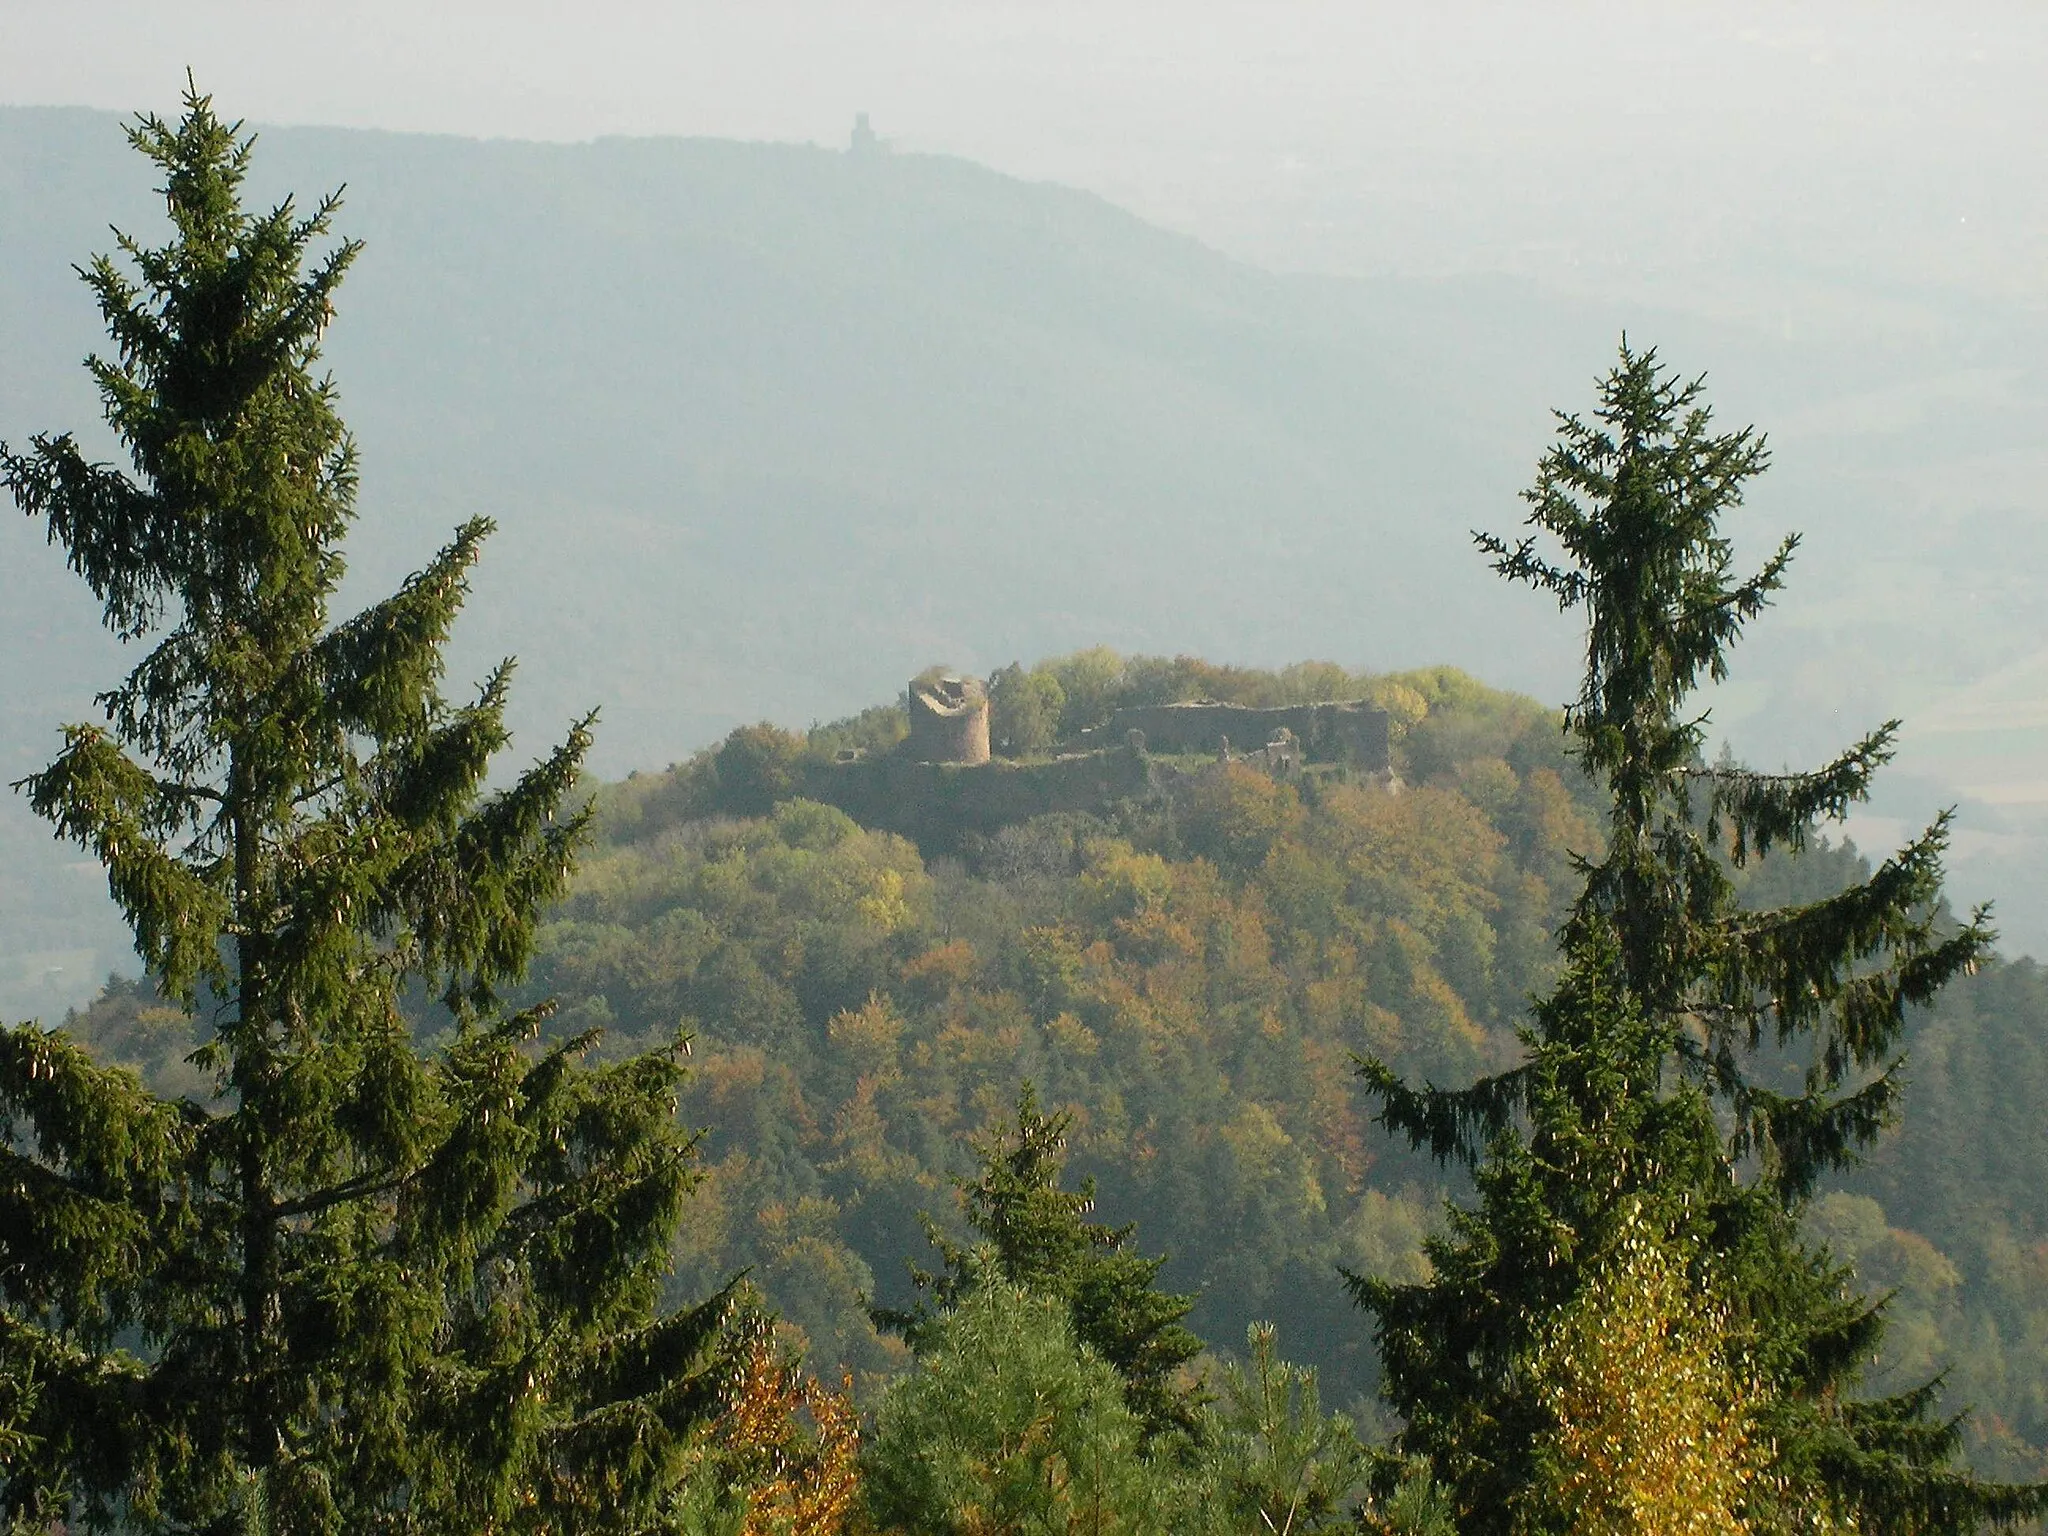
[5,2,2044,295]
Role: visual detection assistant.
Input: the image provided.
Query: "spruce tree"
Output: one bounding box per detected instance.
[0,85,732,1533]
[1352,345,2047,1534]
[877,1083,1205,1441]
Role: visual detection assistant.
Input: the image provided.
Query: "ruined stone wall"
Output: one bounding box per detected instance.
[801,746,1152,853]
[1102,701,1390,769]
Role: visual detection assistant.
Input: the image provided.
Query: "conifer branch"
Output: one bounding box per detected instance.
[1355,1054,1530,1168]
[267,1167,414,1221]
[1701,723,1898,863]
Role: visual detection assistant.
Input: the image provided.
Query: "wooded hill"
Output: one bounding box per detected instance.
[63,649,2048,1483]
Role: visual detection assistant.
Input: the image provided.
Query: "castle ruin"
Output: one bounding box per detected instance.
[803,672,1395,854]
[906,672,991,765]
[1092,698,1390,769]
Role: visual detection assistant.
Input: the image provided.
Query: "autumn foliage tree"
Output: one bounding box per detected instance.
[1521,1207,1768,1536]
[678,1316,863,1536]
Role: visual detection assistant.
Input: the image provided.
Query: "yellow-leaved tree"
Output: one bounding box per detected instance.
[1521,1211,1771,1536]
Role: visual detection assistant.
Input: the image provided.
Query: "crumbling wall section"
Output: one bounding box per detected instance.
[1100,701,1389,769]
[801,745,1152,853]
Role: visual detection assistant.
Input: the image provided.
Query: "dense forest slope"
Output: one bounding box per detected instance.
[6,105,2047,1018]
[60,654,2048,1481]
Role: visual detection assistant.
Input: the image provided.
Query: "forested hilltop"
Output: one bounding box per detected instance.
[63,648,2048,1486]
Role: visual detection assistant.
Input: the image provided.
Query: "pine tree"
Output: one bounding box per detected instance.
[864,1283,1197,1536]
[876,1083,1205,1441]
[1352,344,2047,1534]
[0,84,733,1533]
[1206,1321,1367,1536]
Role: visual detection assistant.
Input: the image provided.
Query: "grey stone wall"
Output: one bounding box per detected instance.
[801,746,1152,853]
[1100,701,1390,769]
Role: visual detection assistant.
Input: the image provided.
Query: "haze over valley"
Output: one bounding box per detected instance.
[5,30,2045,1013]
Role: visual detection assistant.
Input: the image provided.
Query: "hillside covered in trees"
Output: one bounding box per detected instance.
[60,648,2048,1490]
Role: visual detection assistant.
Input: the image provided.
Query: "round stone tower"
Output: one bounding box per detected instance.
[907,671,991,764]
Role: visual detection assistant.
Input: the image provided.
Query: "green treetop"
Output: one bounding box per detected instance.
[878,1083,1206,1442]
[1354,345,2046,1534]
[0,85,732,1534]
[864,1282,1195,1536]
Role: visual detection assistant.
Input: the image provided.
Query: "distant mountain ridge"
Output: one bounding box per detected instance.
[4,104,2045,1015]
[0,107,1562,762]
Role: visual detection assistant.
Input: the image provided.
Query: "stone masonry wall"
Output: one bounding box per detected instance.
[1101,701,1390,769]
[801,745,1153,854]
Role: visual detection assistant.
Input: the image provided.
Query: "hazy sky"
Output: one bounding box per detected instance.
[6,2,2045,300]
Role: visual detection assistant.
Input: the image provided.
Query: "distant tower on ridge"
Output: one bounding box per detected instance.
[849,112,883,158]
[906,671,990,765]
